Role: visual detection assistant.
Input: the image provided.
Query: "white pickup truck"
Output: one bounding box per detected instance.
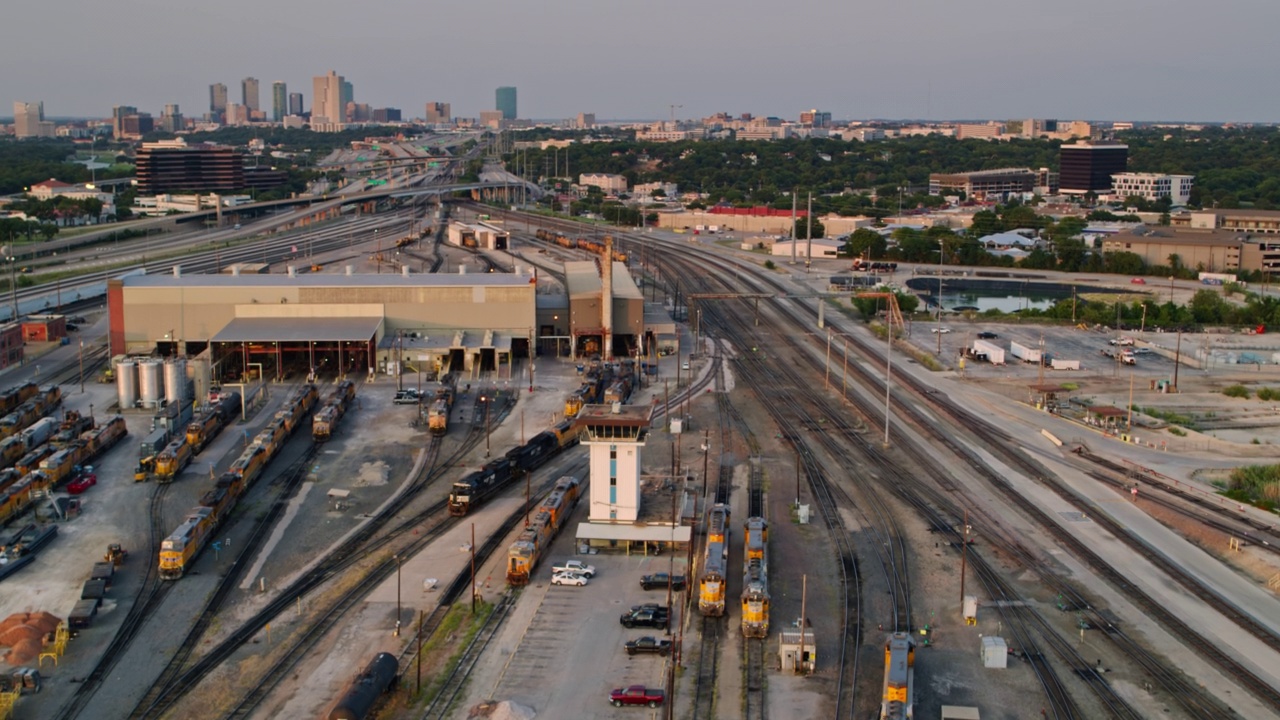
[552,559,596,578]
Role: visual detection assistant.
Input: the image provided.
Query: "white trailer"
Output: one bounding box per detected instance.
[972,339,1006,365]
[1009,341,1041,364]
[1050,359,1081,370]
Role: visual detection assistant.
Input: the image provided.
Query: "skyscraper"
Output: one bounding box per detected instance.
[241,77,260,112]
[13,101,51,138]
[340,80,354,120]
[496,86,517,120]
[271,82,287,122]
[312,70,345,125]
[288,92,304,116]
[209,83,228,118]
[112,105,137,139]
[425,102,451,124]
[1059,142,1129,195]
[160,104,184,133]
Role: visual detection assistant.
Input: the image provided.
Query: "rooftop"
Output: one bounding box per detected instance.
[124,272,535,289]
[1105,226,1249,247]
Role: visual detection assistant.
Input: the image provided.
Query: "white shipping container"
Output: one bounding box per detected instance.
[1009,341,1042,363]
[1051,359,1081,370]
[972,339,1006,365]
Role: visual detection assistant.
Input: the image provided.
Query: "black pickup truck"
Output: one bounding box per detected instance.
[640,572,687,591]
[620,606,669,629]
[624,636,672,656]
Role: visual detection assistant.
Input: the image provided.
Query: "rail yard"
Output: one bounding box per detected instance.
[0,195,1277,720]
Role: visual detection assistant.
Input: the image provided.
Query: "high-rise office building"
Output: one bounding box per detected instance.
[340,81,353,119]
[271,82,287,122]
[496,86,517,120]
[425,102,451,124]
[288,92,304,116]
[209,83,228,118]
[1060,142,1129,194]
[112,105,137,139]
[312,70,345,124]
[13,101,54,138]
[160,104,184,133]
[241,77,260,112]
[136,140,245,194]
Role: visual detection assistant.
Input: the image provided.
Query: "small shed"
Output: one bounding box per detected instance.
[981,636,1008,669]
[779,626,816,674]
[941,707,981,720]
[1085,405,1128,430]
[1027,383,1072,412]
[22,314,67,342]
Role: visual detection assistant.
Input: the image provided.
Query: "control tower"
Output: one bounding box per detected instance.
[574,402,691,553]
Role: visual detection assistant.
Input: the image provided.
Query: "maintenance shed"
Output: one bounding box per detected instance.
[108,270,536,381]
[564,260,644,360]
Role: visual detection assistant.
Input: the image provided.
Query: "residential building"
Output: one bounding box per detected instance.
[312,71,345,125]
[288,92,304,117]
[271,82,287,122]
[209,83,228,119]
[425,102,451,124]
[1109,173,1194,206]
[241,77,260,112]
[576,112,596,129]
[633,182,678,199]
[13,101,54,138]
[496,86,517,120]
[579,173,628,195]
[1059,142,1128,194]
[135,139,244,194]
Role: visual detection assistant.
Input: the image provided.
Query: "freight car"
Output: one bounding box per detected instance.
[741,516,769,637]
[447,419,579,516]
[159,385,317,579]
[505,475,582,585]
[0,417,57,469]
[533,229,628,263]
[698,504,730,616]
[313,380,356,441]
[0,416,127,523]
[881,632,915,720]
[327,652,399,720]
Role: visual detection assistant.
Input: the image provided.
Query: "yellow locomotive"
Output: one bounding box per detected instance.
[698,504,730,616]
[741,516,769,637]
[506,476,581,585]
[881,633,915,720]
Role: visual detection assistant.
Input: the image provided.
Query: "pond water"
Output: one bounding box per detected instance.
[905,277,1139,314]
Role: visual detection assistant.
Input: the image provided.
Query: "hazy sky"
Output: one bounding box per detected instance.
[7,0,1279,122]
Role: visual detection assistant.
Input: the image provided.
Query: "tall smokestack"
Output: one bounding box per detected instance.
[602,236,614,360]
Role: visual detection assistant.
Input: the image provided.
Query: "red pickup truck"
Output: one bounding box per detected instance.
[609,685,665,708]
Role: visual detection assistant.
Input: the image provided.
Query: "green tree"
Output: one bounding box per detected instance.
[794,216,825,239]
[845,228,887,259]
[969,210,1002,238]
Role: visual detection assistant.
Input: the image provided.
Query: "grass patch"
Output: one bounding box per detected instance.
[1258,387,1280,401]
[1168,427,1187,437]
[413,600,496,709]
[1226,465,1280,510]
[1142,407,1196,426]
[1223,384,1251,399]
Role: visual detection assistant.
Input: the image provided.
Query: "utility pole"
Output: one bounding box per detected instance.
[937,238,945,356]
[805,191,813,274]
[959,509,970,605]
[790,193,797,265]
[825,330,832,391]
[1173,329,1182,391]
[470,523,477,613]
[798,574,808,674]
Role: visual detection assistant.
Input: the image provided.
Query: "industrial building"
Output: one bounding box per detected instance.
[1059,142,1128,194]
[107,270,537,384]
[1101,226,1250,272]
[557,259,644,360]
[446,222,510,250]
[1171,208,1280,235]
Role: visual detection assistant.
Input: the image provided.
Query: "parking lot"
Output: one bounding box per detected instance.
[467,504,691,718]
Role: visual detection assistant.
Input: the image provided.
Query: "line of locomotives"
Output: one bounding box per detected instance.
[158,382,359,579]
[427,375,458,436]
[564,358,634,419]
[696,505,771,637]
[0,409,127,523]
[146,392,242,482]
[533,229,629,263]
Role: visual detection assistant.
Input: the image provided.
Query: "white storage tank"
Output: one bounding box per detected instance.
[138,361,163,409]
[189,356,212,404]
[116,360,137,409]
[164,358,188,405]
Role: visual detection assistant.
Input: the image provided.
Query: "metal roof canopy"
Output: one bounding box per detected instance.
[212,316,384,343]
[575,522,692,543]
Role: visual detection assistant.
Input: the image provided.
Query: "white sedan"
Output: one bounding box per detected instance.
[930,327,952,334]
[551,572,589,587]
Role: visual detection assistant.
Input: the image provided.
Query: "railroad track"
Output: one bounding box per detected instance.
[691,618,722,719]
[417,595,515,720]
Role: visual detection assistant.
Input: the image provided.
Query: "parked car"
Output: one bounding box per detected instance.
[1109,337,1135,346]
[1132,347,1153,355]
[640,573,686,591]
[1131,277,1147,284]
[393,389,421,405]
[609,685,666,708]
[551,571,588,587]
[976,331,999,339]
[930,327,951,334]
[551,559,596,578]
[620,606,669,629]
[624,636,672,656]
[681,360,690,371]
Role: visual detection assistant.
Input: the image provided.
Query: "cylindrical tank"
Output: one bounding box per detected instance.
[138,361,163,409]
[189,357,212,406]
[116,360,137,409]
[327,652,398,720]
[164,358,188,405]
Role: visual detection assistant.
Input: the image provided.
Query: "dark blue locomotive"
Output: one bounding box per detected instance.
[448,420,579,516]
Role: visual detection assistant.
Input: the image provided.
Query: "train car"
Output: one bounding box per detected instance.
[158,507,216,579]
[186,391,241,453]
[15,445,54,477]
[273,386,313,434]
[313,380,356,442]
[0,435,27,468]
[38,448,79,485]
[447,418,580,516]
[0,382,38,416]
[254,417,288,459]
[699,504,730,617]
[153,438,193,482]
[563,389,586,419]
[603,377,632,405]
[506,476,581,585]
[81,415,126,456]
[741,516,769,637]
[503,430,557,471]
[326,652,399,720]
[427,398,450,435]
[881,633,915,720]
[0,386,62,442]
[229,444,268,487]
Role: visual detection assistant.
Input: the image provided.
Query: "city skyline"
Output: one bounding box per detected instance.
[4,0,1280,122]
